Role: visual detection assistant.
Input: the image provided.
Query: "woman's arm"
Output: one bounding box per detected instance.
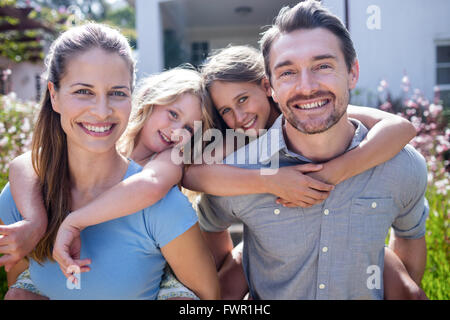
[52,148,183,276]
[0,152,47,272]
[307,105,416,185]
[161,223,221,300]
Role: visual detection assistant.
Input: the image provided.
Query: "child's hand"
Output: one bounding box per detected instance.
[0,219,46,271]
[52,218,91,281]
[264,163,334,208]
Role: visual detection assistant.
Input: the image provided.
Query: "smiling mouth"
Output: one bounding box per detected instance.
[159,130,173,145]
[293,98,330,110]
[242,116,257,129]
[78,122,115,135]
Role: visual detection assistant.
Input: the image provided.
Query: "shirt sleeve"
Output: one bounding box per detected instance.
[196,193,240,232]
[145,186,198,249]
[0,183,23,225]
[391,146,429,239]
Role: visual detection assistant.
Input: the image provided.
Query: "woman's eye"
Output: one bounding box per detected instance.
[111,91,127,97]
[169,110,178,119]
[221,108,231,116]
[75,89,91,95]
[184,126,194,135]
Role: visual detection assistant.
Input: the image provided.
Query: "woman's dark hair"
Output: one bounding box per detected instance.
[30,23,135,263]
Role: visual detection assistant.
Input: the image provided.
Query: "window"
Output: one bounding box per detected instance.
[191,41,209,67]
[436,44,450,108]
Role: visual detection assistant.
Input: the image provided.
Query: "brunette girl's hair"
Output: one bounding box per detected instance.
[200,45,278,131]
[30,23,135,263]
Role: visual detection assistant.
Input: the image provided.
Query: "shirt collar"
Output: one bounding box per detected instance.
[258,115,368,164]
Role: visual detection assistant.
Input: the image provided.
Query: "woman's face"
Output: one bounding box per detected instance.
[49,48,132,155]
[209,79,272,136]
[139,93,203,154]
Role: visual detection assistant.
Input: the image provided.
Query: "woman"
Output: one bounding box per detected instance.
[0,23,219,300]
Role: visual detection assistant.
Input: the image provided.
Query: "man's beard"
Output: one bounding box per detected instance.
[283,91,349,135]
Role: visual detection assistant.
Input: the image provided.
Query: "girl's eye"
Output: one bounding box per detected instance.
[221,108,231,116]
[169,110,178,119]
[238,96,248,104]
[184,126,194,135]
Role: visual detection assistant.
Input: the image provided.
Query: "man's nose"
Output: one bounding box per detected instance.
[296,69,320,96]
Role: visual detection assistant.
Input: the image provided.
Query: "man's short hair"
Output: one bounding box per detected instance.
[259,0,357,81]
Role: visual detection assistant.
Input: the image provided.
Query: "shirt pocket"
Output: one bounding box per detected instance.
[245,204,307,258]
[349,198,394,251]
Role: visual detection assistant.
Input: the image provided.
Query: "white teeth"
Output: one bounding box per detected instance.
[296,99,328,109]
[160,132,171,143]
[82,124,113,133]
[243,117,256,129]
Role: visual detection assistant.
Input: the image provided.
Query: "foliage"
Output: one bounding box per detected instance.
[377,76,449,300]
[0,0,72,63]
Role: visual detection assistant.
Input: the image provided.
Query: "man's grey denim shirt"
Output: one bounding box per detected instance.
[197,115,429,300]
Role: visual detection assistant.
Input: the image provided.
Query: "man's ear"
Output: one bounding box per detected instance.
[271,87,279,103]
[48,82,60,113]
[260,77,272,97]
[348,59,359,90]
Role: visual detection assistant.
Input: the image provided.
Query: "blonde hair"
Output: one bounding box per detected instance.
[118,66,214,159]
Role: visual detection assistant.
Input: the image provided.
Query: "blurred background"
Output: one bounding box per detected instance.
[0,0,448,300]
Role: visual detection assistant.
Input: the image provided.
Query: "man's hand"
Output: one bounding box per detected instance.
[0,219,46,271]
[263,163,334,208]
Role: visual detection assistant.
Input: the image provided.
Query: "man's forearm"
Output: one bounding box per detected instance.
[388,233,427,285]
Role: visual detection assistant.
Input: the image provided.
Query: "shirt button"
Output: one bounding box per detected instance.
[319,284,326,290]
[371,202,377,209]
[274,209,280,215]
[323,209,329,215]
[322,247,328,253]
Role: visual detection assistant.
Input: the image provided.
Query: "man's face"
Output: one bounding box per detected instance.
[269,27,359,134]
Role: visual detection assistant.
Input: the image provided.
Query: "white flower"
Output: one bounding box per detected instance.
[0,136,8,147]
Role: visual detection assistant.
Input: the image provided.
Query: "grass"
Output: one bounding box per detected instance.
[0,185,448,300]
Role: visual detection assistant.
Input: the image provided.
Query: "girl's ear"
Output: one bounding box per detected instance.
[48,82,60,113]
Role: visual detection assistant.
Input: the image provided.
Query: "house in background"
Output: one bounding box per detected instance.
[0,5,53,101]
[136,0,450,108]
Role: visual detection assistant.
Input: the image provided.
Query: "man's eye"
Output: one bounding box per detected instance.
[318,64,331,70]
[280,70,294,77]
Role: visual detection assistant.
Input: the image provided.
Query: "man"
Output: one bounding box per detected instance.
[197,0,428,299]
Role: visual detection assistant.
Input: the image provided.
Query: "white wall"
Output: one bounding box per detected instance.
[136,0,164,78]
[0,57,44,101]
[187,25,261,50]
[326,0,450,106]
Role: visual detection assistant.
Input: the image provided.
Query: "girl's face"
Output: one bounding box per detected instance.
[209,79,272,136]
[49,48,132,156]
[139,93,203,154]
